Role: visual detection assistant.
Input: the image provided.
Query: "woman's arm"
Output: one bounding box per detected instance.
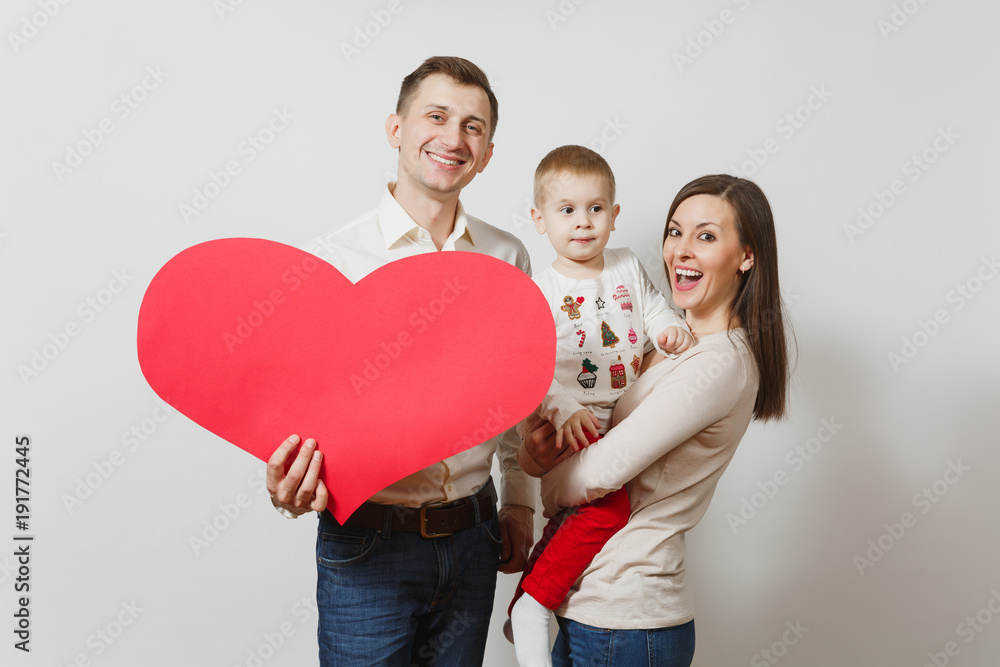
[535,340,752,510]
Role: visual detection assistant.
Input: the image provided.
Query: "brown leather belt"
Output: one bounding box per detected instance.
[335,477,497,538]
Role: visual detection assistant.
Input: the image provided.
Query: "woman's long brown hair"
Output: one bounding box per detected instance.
[663,174,790,421]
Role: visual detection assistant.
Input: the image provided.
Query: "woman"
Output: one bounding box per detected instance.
[518,174,790,666]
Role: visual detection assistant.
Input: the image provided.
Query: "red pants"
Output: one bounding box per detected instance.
[509,486,631,612]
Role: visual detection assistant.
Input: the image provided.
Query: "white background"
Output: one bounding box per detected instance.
[2,1,999,666]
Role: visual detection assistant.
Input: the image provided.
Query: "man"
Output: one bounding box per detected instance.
[266,56,536,666]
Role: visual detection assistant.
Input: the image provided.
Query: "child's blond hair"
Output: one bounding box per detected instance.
[534,145,616,207]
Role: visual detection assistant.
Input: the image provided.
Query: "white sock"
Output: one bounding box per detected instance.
[510,592,553,667]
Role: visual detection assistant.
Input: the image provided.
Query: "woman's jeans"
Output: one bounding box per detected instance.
[552,616,696,667]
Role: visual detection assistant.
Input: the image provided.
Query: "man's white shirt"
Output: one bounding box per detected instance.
[302,183,534,508]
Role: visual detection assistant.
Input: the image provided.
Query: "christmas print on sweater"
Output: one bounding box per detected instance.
[533,248,686,432]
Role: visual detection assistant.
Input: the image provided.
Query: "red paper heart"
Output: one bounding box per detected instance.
[137,238,555,522]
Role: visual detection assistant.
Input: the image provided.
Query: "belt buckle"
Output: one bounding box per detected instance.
[419,504,453,539]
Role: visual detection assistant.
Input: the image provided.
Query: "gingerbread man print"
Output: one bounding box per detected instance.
[560,296,584,320]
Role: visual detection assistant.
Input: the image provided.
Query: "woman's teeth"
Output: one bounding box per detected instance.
[676,268,703,284]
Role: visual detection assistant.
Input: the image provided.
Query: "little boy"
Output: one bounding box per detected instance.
[507,145,694,666]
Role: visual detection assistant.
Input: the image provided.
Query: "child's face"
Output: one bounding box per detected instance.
[532,171,619,272]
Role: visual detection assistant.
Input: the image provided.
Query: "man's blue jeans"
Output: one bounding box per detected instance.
[552,616,695,667]
[315,507,501,666]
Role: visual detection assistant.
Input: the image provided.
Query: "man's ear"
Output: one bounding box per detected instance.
[477,142,495,173]
[385,113,401,149]
[531,207,546,235]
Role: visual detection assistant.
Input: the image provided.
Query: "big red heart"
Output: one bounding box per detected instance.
[137,238,555,522]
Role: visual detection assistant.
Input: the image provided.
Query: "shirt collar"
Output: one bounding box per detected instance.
[377,183,477,250]
[452,200,477,247]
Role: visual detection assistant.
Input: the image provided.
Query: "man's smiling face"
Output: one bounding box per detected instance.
[386,73,495,197]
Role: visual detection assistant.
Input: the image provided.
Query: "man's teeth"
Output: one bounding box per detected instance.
[428,153,460,166]
[676,268,703,278]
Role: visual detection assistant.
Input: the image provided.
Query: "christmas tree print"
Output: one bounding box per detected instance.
[600,321,619,348]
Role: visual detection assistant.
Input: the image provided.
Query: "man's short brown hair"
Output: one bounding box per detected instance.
[534,145,616,207]
[396,56,499,142]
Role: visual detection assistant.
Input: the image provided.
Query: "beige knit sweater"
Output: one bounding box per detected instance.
[520,329,759,629]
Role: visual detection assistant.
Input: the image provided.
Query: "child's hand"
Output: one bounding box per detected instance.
[658,325,695,355]
[556,410,601,453]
